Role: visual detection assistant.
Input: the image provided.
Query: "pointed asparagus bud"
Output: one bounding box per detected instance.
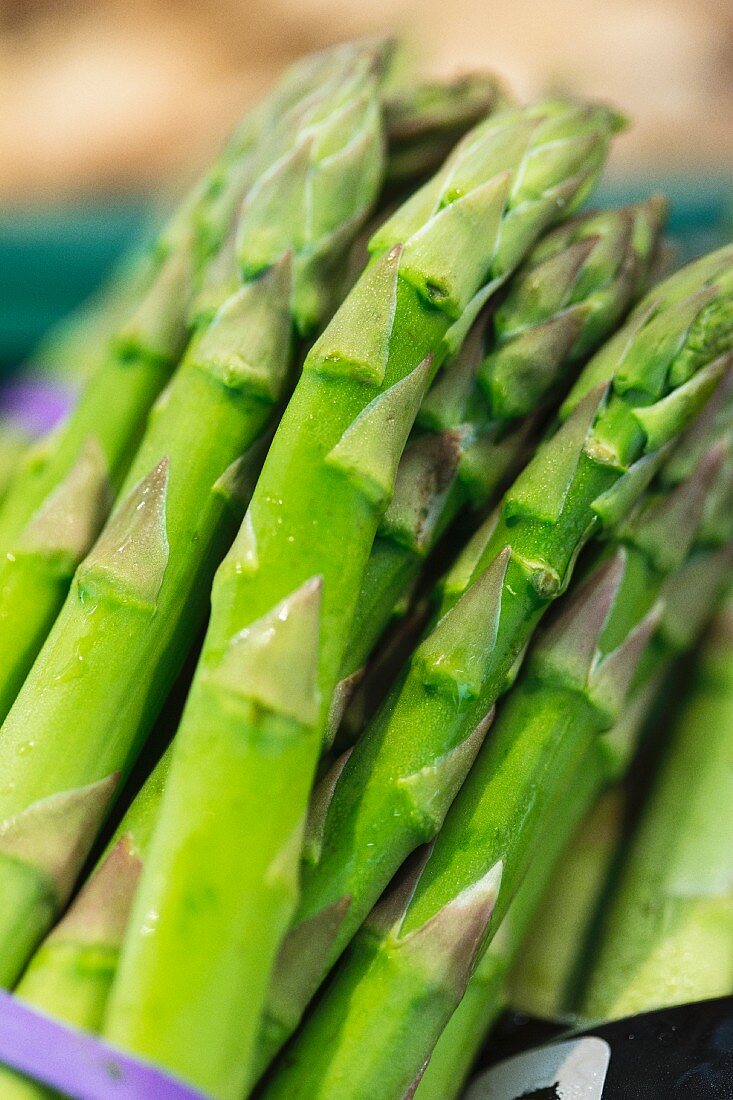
[516,130,601,201]
[388,861,504,1000]
[309,99,384,242]
[211,433,271,514]
[0,774,119,907]
[303,748,353,866]
[397,708,495,842]
[46,836,142,946]
[210,576,322,726]
[114,243,193,367]
[660,365,733,487]
[634,354,731,451]
[613,286,719,399]
[267,895,352,1037]
[621,441,726,573]
[189,254,294,402]
[380,428,468,552]
[237,139,315,279]
[439,509,500,607]
[14,438,111,568]
[399,173,512,318]
[383,74,505,185]
[591,448,669,529]
[505,383,607,524]
[414,547,511,700]
[418,320,486,431]
[306,245,401,385]
[324,670,364,750]
[326,356,434,509]
[530,551,626,691]
[495,235,599,333]
[588,602,664,724]
[480,306,587,419]
[224,511,258,578]
[77,458,170,609]
[493,168,598,277]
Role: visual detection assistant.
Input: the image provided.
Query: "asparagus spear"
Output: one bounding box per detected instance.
[335,198,666,733]
[14,748,171,1034]
[0,39,391,990]
[0,44,389,722]
[415,763,607,1100]
[258,245,733,1095]
[581,594,733,1020]
[0,752,172,1100]
[102,99,621,1099]
[417,476,733,1098]
[507,789,625,1022]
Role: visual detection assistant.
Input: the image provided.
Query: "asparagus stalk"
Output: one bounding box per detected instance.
[13,748,171,1034]
[0,39,391,990]
[415,762,607,1100]
[335,198,666,733]
[416,490,733,1098]
[581,595,733,1020]
[102,99,621,1099]
[258,245,733,1096]
[508,790,625,1021]
[0,44,388,722]
[0,752,172,1100]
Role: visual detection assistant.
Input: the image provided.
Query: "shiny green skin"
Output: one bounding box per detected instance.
[378,401,733,1100]
[0,750,173,1100]
[260,246,733,1099]
[340,200,664,687]
[0,42,401,728]
[582,596,733,1020]
[415,761,602,1100]
[102,99,620,1100]
[0,41,389,991]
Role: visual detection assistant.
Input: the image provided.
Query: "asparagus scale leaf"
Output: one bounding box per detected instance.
[0,41,393,725]
[0,39,391,991]
[259,245,733,1098]
[581,594,733,1020]
[102,98,621,1100]
[335,198,665,733]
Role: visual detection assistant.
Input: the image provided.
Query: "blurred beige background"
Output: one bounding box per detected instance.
[0,0,731,199]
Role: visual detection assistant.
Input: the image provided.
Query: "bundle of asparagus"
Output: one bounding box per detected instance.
[0,35,731,1100]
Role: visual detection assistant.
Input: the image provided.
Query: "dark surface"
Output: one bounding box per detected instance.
[476,997,733,1098]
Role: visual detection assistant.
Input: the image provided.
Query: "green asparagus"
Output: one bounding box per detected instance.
[507,789,625,1023]
[0,44,388,722]
[258,245,733,1096]
[15,748,171,1032]
[581,594,733,1020]
[416,472,733,1098]
[415,762,608,1100]
[335,198,665,737]
[102,98,620,1100]
[0,39,390,990]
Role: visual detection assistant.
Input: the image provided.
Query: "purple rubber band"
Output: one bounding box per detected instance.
[0,379,76,437]
[0,990,207,1100]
